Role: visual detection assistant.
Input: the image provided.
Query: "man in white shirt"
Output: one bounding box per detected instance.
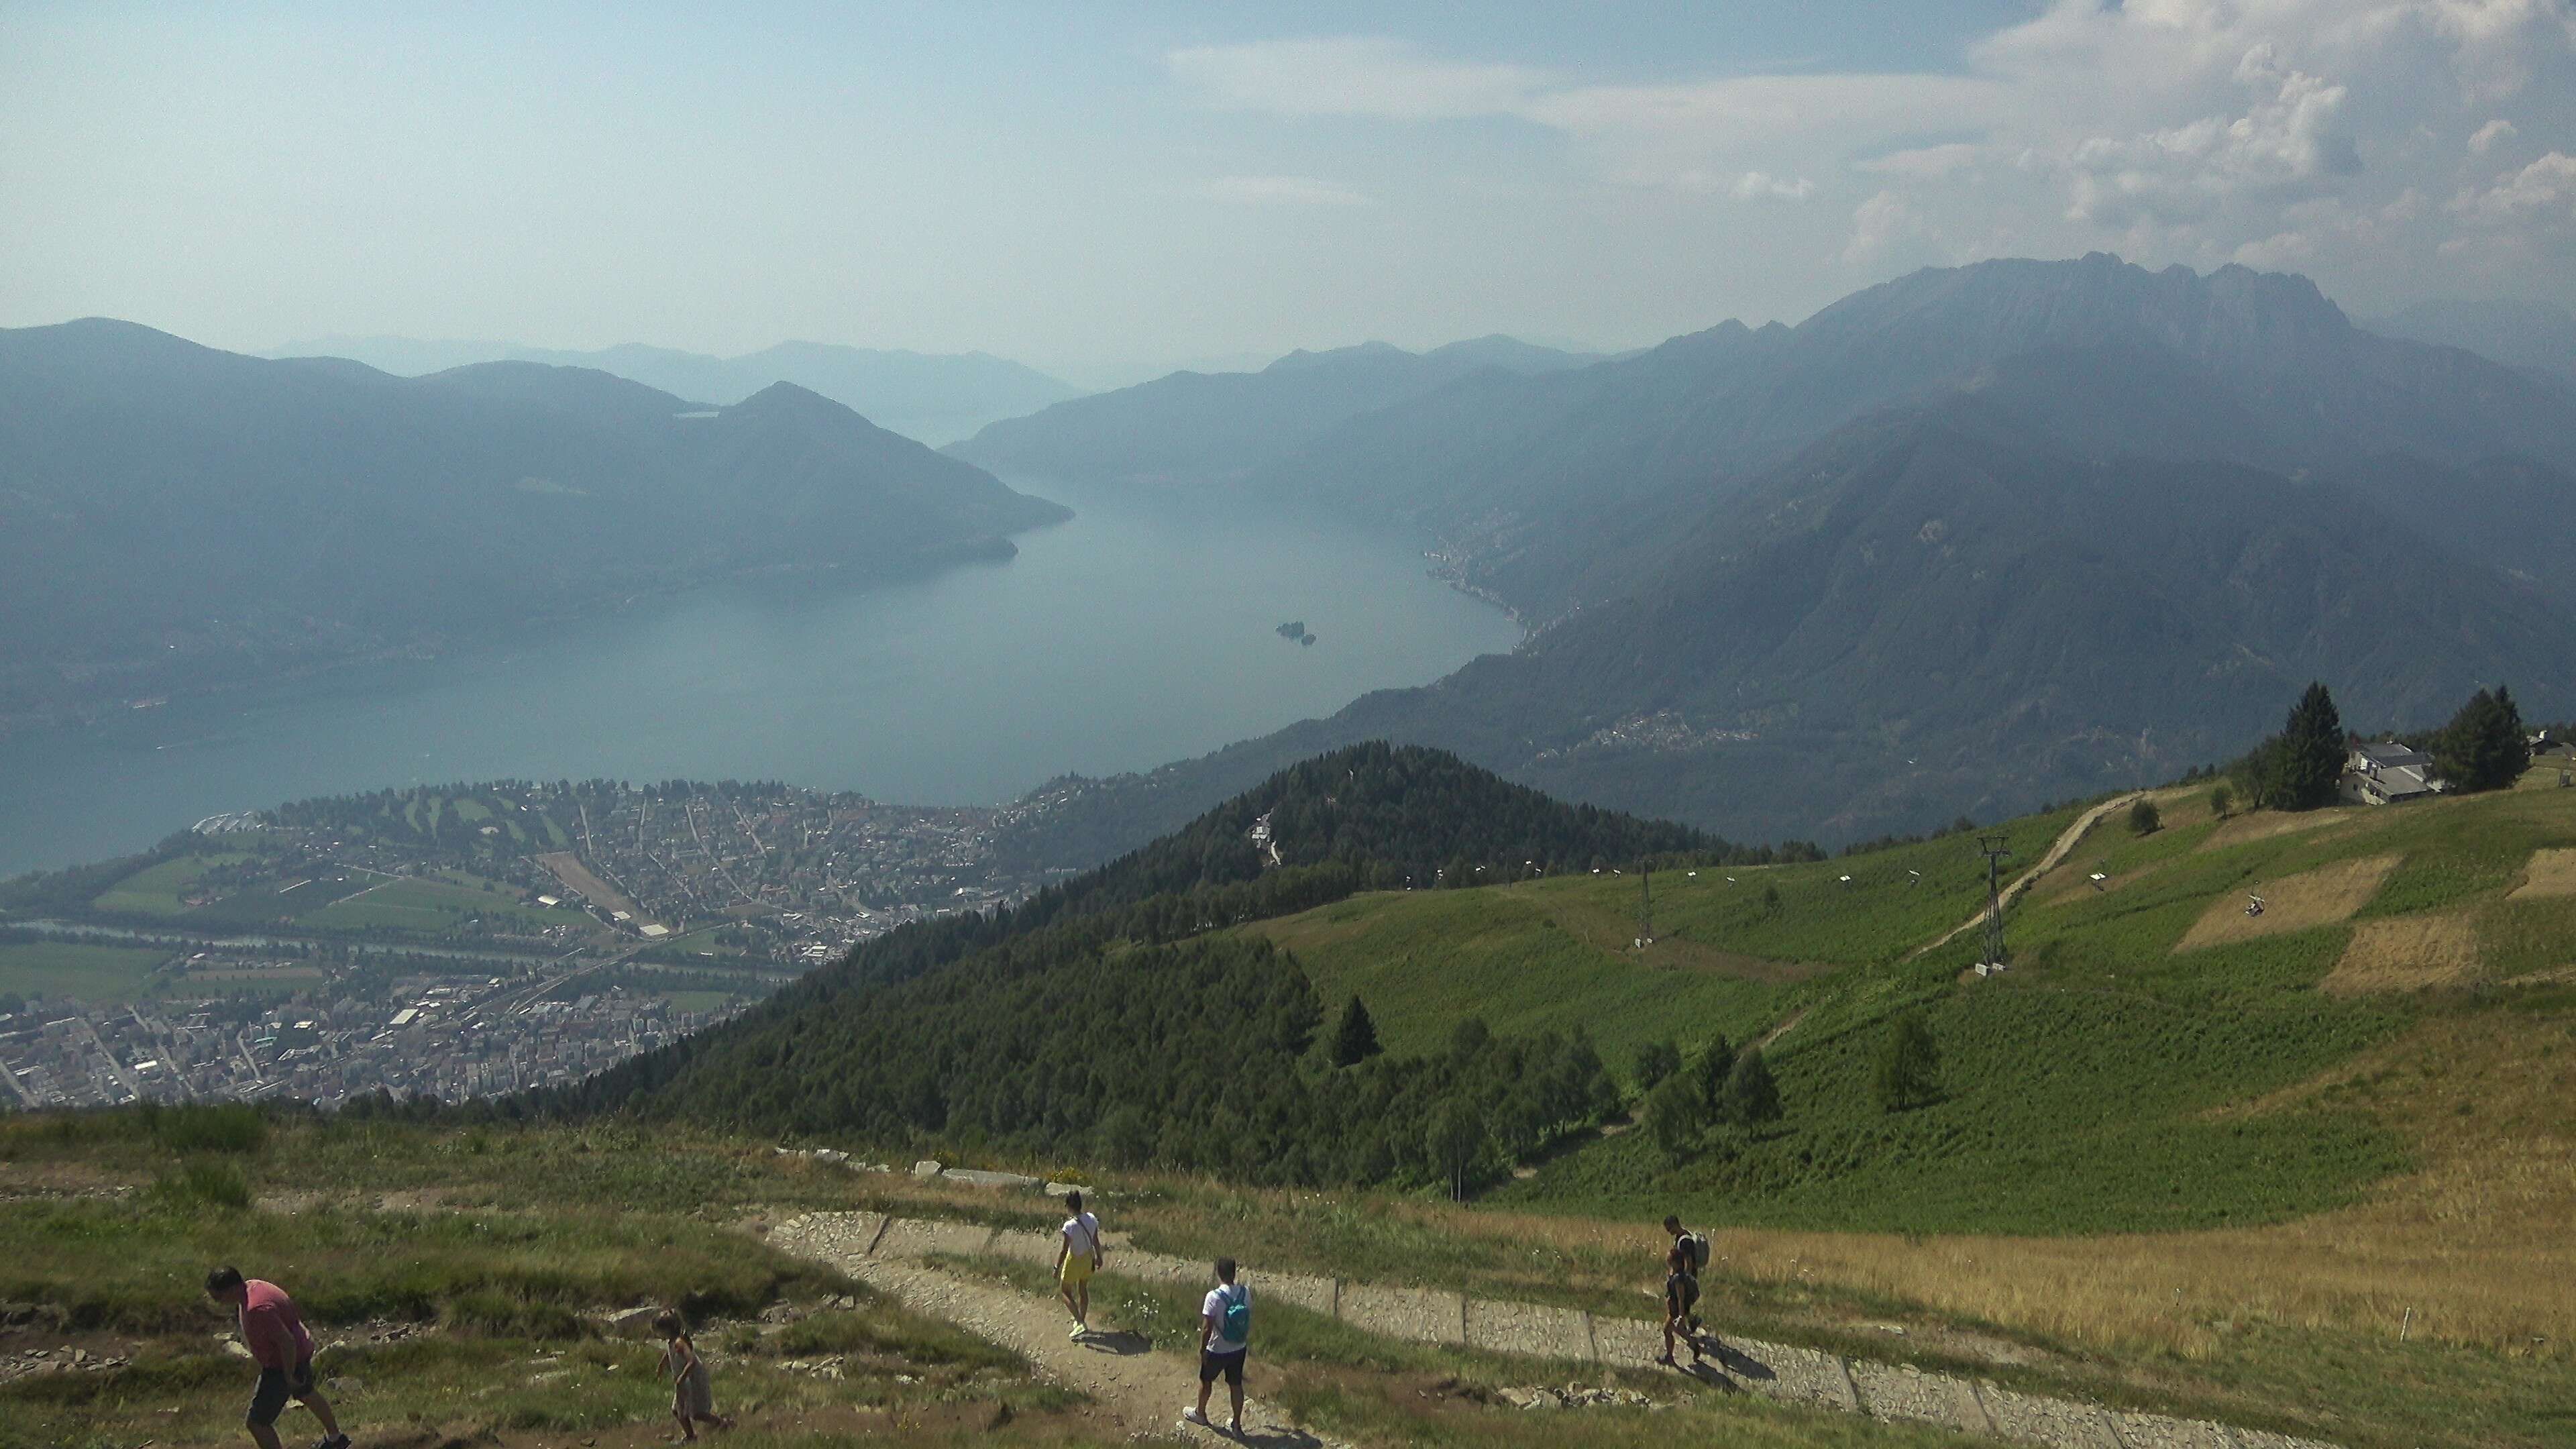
[1183,1256,1250,1435]
[1055,1189,1105,1340]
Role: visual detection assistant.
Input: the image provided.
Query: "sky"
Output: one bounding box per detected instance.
[3,1,2571,385]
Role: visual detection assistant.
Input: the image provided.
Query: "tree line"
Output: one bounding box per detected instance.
[2226,680,2535,811]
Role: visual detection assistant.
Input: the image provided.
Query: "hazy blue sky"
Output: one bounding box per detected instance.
[5,1,2571,383]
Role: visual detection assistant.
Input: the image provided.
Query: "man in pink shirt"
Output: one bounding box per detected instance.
[206,1266,349,1449]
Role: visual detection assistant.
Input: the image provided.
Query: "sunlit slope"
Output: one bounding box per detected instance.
[1248,761,2576,1237]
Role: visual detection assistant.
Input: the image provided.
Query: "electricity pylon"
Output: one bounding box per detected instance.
[1977,834,2012,968]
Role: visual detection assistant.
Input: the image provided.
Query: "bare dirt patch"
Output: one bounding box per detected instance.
[2194,808,2357,854]
[2506,847,2576,901]
[2322,912,2482,995]
[2174,853,2400,951]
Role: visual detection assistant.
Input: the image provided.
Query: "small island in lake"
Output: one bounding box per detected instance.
[1276,620,1316,646]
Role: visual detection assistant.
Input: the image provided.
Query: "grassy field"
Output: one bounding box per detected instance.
[87,853,252,916]
[0,942,174,1004]
[294,871,568,936]
[0,1115,2001,1449]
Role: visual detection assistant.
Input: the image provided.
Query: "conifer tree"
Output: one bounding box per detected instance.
[1692,1034,1737,1124]
[1329,995,1382,1067]
[2436,684,2530,793]
[2275,682,2347,810]
[1875,1012,1941,1112]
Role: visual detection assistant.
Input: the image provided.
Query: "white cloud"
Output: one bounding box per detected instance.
[1168,38,1543,120]
[1203,174,1370,207]
[1169,9,2576,302]
[1731,172,1817,202]
[2468,117,2518,152]
[1857,144,1984,180]
[2062,46,2359,228]
[2450,150,2576,223]
[1841,190,1929,266]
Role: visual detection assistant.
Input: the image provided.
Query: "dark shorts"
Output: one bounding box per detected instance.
[1198,1346,1246,1387]
[248,1358,316,1426]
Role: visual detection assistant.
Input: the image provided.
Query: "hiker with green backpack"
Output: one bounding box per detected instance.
[1182,1257,1252,1434]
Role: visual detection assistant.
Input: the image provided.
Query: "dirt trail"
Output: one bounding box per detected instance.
[1913,794,2138,961]
[771,1212,2341,1449]
[780,1218,1339,1446]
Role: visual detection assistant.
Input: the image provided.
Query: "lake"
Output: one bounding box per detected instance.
[0,480,1519,877]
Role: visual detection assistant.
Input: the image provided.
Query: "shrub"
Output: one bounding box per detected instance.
[150,1104,268,1155]
[1874,1013,1941,1114]
[1631,1039,1682,1093]
[1721,1048,1781,1128]
[2208,784,2233,819]
[2129,799,2161,836]
[1644,1073,1700,1165]
[145,1160,252,1212]
[442,1288,588,1339]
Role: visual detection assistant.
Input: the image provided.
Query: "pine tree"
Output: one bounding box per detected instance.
[1874,1013,1941,1112]
[2436,684,2531,793]
[1721,1047,1781,1128]
[1691,1035,1736,1124]
[1329,996,1382,1067]
[2276,682,2347,810]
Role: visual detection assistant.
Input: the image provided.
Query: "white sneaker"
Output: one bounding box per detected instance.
[1068,1322,1086,1340]
[1181,1406,1212,1428]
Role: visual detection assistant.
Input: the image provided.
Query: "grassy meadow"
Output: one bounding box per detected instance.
[0,941,176,1004]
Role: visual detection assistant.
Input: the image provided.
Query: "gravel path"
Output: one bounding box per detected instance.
[770,1212,2341,1449]
[779,1216,1343,1446]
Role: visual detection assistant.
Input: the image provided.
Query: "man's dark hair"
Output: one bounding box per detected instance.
[1215,1256,1237,1283]
[1066,1189,1083,1212]
[205,1266,246,1295]
[653,1309,684,1339]
[1662,1214,1682,1234]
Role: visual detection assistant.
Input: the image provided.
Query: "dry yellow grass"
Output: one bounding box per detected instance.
[2173,853,2399,951]
[2322,912,2483,994]
[2506,847,2576,901]
[2193,806,2357,854]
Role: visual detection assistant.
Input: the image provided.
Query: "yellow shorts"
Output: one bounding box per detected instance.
[1060,1254,1096,1287]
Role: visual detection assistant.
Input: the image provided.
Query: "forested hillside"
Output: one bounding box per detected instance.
[0,320,1069,724]
[545,744,1754,1189]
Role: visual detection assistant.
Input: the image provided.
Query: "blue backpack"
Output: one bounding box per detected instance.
[1218,1283,1252,1343]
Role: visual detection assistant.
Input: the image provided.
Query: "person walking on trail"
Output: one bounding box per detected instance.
[205,1266,348,1449]
[1057,1189,1106,1339]
[655,1309,735,1440]
[1181,1257,1251,1436]
[1658,1242,1705,1368]
[1662,1214,1711,1339]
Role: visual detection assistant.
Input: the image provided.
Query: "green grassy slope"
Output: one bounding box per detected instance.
[1246,773,2576,1236]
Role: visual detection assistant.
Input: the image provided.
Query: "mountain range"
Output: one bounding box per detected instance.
[2365,298,2576,386]
[949,335,1603,486]
[979,254,2576,853]
[264,335,1084,446]
[0,320,1069,727]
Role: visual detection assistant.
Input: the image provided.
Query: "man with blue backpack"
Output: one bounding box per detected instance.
[1182,1257,1252,1435]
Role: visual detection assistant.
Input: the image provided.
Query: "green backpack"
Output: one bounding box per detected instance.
[1218,1284,1252,1343]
